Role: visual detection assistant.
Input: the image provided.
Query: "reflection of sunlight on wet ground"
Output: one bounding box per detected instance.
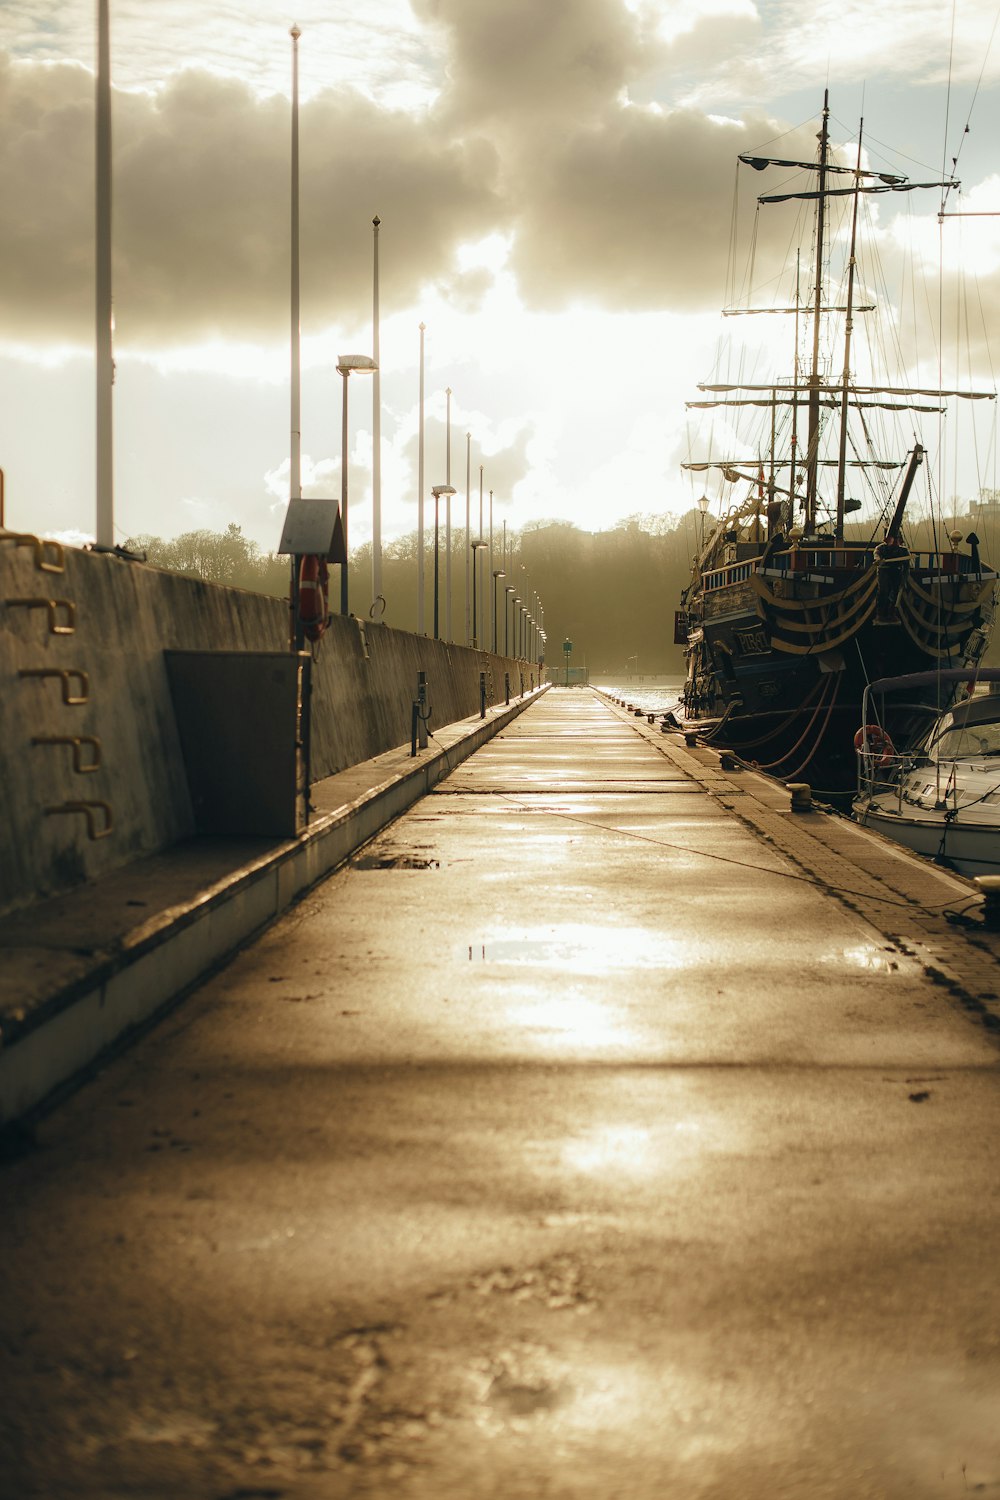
[507,995,640,1051]
[466,923,690,973]
[821,943,897,972]
[555,1359,727,1450]
[475,1344,747,1461]
[561,1125,658,1177]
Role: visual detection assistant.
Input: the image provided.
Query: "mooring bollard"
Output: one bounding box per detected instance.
[719,750,738,771]
[479,670,487,718]
[417,670,429,749]
[975,876,1000,930]
[787,782,812,812]
[684,731,698,748]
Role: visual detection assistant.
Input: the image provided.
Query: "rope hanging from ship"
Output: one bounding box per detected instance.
[709,673,827,752]
[779,675,844,782]
[745,669,842,775]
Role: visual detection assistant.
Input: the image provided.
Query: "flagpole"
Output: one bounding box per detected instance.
[417,322,426,633]
[289,24,302,649]
[371,215,382,608]
[445,387,452,639]
[289,25,302,506]
[95,0,114,549]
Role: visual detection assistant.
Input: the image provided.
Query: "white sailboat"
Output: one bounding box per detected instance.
[853,669,1000,876]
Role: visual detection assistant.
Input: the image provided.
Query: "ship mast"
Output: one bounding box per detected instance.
[790,251,801,521]
[804,90,830,533]
[835,122,865,541]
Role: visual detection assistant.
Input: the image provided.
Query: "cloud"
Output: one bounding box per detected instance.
[5,0,436,105]
[2,0,996,357]
[0,51,502,346]
[413,0,661,125]
[506,103,821,313]
[666,0,1000,105]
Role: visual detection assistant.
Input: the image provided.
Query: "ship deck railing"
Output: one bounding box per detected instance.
[702,545,995,596]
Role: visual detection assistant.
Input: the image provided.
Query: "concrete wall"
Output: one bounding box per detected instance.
[1,539,539,915]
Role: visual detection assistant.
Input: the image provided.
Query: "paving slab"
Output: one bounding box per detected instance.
[2,687,1000,1499]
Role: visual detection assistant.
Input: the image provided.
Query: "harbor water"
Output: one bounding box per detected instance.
[592,674,684,717]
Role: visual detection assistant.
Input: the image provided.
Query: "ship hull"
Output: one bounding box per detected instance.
[680,552,996,795]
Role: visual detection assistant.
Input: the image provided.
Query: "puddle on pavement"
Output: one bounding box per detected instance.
[352,853,439,870]
[470,940,555,962]
[466,924,689,971]
[821,942,901,973]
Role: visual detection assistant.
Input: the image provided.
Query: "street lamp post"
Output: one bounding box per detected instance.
[445,388,452,638]
[465,433,472,644]
[337,354,378,615]
[504,585,515,655]
[488,489,494,618]
[491,569,505,652]
[477,466,485,649]
[697,493,710,551]
[470,540,486,648]
[431,485,456,639]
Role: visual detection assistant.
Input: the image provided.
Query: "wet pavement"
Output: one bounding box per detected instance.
[3,688,1000,1498]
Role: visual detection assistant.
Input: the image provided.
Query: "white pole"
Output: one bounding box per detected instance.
[95,0,114,549]
[289,25,301,505]
[488,487,494,650]
[478,465,484,648]
[371,215,382,606]
[465,432,471,645]
[445,387,452,640]
[417,322,425,633]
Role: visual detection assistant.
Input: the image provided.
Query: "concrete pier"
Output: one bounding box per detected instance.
[3,689,1000,1498]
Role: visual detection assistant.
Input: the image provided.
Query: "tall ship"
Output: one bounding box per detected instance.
[675,93,997,795]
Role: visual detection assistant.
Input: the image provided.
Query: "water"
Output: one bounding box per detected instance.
[592,675,685,717]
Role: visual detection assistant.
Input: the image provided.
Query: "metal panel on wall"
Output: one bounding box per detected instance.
[164,651,309,837]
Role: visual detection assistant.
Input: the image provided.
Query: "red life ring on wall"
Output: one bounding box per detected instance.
[298,554,329,642]
[853,723,896,766]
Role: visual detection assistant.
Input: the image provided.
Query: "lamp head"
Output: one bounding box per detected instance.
[336,353,377,376]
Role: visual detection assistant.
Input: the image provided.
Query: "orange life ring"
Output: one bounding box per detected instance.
[298,554,329,642]
[854,723,895,766]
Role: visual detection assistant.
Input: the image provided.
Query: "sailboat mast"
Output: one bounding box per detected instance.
[805,90,830,533]
[835,123,864,541]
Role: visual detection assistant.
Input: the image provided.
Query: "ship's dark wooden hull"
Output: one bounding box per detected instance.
[680,549,996,796]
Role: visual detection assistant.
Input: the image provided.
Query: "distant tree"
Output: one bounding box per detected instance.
[124,524,289,596]
[122,514,702,672]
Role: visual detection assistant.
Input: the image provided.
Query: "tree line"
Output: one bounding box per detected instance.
[126,491,1000,675]
[125,513,704,674]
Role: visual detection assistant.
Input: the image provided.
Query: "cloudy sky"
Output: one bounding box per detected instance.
[1,0,999,561]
